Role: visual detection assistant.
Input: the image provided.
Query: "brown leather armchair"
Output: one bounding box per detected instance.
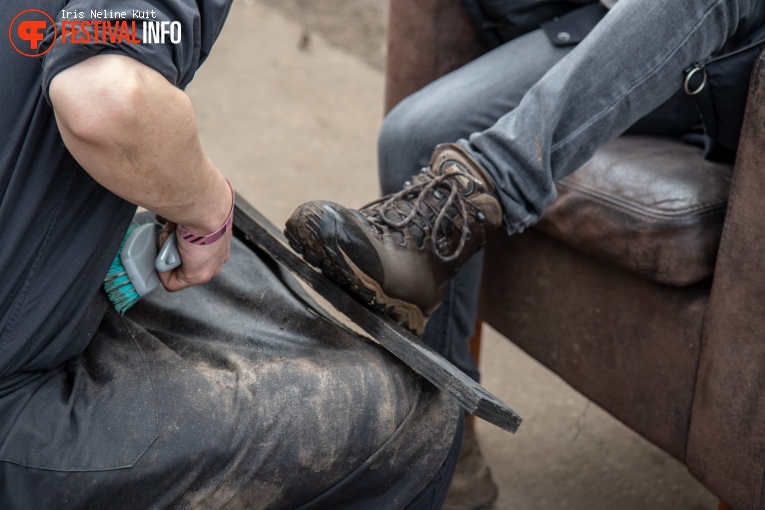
[385,2,765,509]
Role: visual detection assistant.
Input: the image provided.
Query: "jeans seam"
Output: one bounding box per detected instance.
[550,0,725,154]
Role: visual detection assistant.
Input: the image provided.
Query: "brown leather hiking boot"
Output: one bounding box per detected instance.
[284,143,502,334]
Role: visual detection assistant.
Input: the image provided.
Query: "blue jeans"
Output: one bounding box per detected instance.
[378,0,765,380]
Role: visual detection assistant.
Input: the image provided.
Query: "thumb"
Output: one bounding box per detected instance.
[157,221,177,249]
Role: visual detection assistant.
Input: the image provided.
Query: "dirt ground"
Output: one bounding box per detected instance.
[253,0,389,71]
[188,1,719,508]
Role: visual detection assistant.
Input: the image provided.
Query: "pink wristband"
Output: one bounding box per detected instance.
[177,179,234,246]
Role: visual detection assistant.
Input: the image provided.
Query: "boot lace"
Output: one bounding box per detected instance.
[364,168,486,263]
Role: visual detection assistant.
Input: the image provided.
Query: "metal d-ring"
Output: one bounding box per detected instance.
[684,66,707,96]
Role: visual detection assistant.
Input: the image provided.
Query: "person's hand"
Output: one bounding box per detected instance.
[157,220,232,291]
[51,54,234,291]
[155,171,234,291]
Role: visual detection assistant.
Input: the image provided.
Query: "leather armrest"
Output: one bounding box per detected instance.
[687,49,765,510]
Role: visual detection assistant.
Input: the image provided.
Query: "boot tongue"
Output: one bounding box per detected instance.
[381,200,411,224]
[438,160,480,195]
[379,200,428,244]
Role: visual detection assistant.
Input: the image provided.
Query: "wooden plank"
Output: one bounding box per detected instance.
[233,194,523,433]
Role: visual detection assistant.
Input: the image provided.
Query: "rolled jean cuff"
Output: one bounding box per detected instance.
[455,138,550,236]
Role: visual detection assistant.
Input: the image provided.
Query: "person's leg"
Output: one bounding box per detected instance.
[373,2,701,381]
[285,0,764,338]
[369,28,574,510]
[465,0,765,234]
[404,414,465,510]
[0,239,460,510]
[377,28,574,380]
[378,29,574,193]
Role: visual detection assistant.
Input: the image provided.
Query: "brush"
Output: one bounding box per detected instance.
[104,220,181,313]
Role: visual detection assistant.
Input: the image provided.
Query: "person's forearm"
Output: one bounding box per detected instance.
[49,54,230,235]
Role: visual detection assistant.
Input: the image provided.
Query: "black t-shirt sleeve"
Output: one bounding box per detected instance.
[40,0,232,102]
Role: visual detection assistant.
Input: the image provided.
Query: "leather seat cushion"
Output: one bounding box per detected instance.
[535,136,732,286]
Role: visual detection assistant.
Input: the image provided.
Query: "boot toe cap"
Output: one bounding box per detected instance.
[285,201,384,283]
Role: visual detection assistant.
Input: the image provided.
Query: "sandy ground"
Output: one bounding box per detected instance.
[187,1,719,508]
